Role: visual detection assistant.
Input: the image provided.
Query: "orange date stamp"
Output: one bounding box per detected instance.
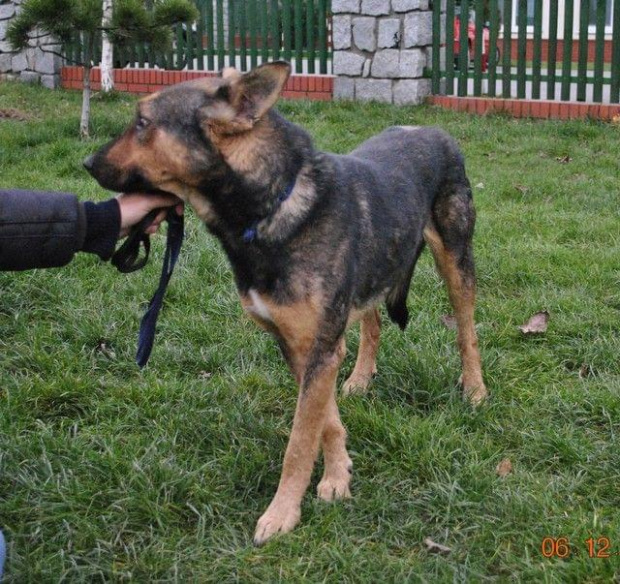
[541,537,618,559]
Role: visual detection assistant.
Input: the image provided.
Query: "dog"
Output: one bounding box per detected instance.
[84,61,487,545]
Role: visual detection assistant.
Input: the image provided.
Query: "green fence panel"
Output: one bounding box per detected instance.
[561,0,574,100]
[261,0,269,63]
[445,0,455,96]
[318,0,328,73]
[516,0,527,98]
[502,0,513,97]
[431,0,441,94]
[473,0,484,95]
[577,0,590,101]
[294,0,304,73]
[248,0,258,68]
[227,0,236,69]
[282,0,293,63]
[487,0,499,98]
[307,0,316,73]
[531,0,543,99]
[547,0,560,100]
[593,0,607,102]
[457,0,469,97]
[270,0,281,61]
[612,0,620,102]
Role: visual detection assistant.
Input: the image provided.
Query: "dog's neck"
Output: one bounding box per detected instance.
[200,111,319,245]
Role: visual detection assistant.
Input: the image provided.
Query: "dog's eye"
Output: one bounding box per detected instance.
[136,117,150,131]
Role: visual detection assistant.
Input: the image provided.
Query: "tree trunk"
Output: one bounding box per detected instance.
[80,64,91,139]
[101,0,114,92]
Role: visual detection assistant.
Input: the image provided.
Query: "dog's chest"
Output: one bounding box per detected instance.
[242,289,273,323]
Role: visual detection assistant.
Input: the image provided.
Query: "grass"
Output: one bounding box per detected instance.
[1,82,619,582]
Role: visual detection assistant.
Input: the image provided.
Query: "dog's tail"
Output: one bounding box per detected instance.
[385,239,425,330]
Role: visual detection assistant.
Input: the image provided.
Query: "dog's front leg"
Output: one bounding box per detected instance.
[253,339,345,546]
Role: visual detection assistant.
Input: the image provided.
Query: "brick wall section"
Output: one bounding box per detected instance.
[60,66,334,101]
[430,95,620,121]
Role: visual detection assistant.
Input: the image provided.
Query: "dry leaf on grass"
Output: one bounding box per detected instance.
[441,314,457,330]
[519,311,549,334]
[496,458,513,477]
[579,363,593,379]
[424,537,452,555]
[94,339,116,360]
[556,155,572,163]
[515,184,530,195]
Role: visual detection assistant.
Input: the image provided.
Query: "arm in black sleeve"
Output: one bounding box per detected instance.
[0,189,120,271]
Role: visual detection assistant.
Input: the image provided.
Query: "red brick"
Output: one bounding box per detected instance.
[115,82,128,91]
[313,92,332,101]
[127,83,149,93]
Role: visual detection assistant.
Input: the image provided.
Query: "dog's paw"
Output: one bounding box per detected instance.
[317,475,352,502]
[317,458,352,501]
[253,500,301,546]
[342,372,374,396]
[463,383,488,406]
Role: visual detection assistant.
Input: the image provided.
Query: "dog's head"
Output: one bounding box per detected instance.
[84,61,291,201]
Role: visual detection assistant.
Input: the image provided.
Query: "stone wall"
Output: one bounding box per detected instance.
[332,0,438,105]
[0,0,62,88]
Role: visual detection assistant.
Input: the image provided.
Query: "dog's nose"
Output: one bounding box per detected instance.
[83,155,95,172]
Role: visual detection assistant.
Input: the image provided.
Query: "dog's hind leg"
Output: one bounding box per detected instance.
[424,186,487,405]
[317,392,353,501]
[342,308,381,396]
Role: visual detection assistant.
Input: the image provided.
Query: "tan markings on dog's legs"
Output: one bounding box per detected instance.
[249,296,349,545]
[317,381,352,501]
[342,308,381,396]
[254,339,345,545]
[423,226,487,405]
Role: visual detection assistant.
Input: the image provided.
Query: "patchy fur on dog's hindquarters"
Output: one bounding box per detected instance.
[84,61,487,545]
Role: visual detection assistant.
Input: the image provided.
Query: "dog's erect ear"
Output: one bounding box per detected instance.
[205,61,291,133]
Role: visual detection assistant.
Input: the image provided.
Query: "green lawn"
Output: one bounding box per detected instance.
[1,82,619,582]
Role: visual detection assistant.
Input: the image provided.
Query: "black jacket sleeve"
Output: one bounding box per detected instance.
[0,189,120,271]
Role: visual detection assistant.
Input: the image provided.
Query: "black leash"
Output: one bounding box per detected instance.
[111,207,184,368]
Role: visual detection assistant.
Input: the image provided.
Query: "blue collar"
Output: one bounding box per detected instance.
[243,177,297,243]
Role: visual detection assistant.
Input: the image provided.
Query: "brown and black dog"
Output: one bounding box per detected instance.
[84,61,487,545]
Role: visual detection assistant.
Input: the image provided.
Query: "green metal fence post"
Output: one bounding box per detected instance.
[487,0,500,98]
[612,0,620,102]
[261,0,269,63]
[294,0,304,73]
[228,0,236,69]
[458,0,470,97]
[431,0,441,94]
[216,0,226,69]
[547,0,559,100]
[473,0,484,95]
[249,0,258,68]
[531,0,543,99]
[445,0,455,95]
[205,0,215,70]
[196,0,205,71]
[318,0,327,73]
[307,0,316,74]
[516,0,527,98]
[576,0,590,101]
[593,0,606,102]
[502,0,513,97]
[561,0,574,101]
[283,0,293,63]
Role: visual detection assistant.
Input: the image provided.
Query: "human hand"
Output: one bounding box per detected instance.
[117,193,184,238]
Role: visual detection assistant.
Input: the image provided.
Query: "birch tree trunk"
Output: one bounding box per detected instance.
[101,0,114,92]
[80,41,92,139]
